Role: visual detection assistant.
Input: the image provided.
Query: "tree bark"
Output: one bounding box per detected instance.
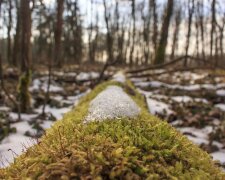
[7,0,12,65]
[154,0,173,65]
[170,8,181,59]
[210,0,216,59]
[18,0,32,113]
[184,0,194,67]
[54,0,64,67]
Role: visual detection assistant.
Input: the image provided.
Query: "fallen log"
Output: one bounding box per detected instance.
[127,55,225,74]
[128,67,215,78]
[1,75,224,179]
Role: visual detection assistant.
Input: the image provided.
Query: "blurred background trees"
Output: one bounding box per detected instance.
[0,0,224,68]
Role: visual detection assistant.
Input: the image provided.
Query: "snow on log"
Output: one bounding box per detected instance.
[85,86,140,123]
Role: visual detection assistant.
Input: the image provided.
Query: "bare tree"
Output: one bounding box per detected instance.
[150,0,158,53]
[170,8,181,59]
[54,0,64,66]
[18,0,32,113]
[154,0,174,64]
[129,0,136,66]
[103,0,113,62]
[198,0,205,59]
[12,0,21,66]
[210,0,216,59]
[184,0,194,67]
[7,0,12,64]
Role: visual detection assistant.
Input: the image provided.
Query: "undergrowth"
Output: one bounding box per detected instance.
[1,81,224,179]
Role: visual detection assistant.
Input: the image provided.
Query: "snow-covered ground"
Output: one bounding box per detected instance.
[0,71,94,167]
[132,71,225,168]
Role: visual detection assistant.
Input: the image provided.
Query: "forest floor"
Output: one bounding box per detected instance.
[0,67,225,169]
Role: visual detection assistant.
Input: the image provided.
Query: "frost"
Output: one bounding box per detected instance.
[85,86,140,123]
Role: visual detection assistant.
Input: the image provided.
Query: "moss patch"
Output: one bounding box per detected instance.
[1,81,224,179]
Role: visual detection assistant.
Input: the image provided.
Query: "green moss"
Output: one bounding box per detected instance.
[1,80,224,179]
[17,70,32,113]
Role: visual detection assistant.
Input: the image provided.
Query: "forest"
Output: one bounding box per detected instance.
[0,0,225,178]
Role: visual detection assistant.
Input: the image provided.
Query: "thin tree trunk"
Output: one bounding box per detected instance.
[13,0,21,66]
[154,0,174,65]
[170,8,181,59]
[151,0,158,54]
[54,0,64,67]
[7,0,12,65]
[210,0,216,59]
[18,0,32,113]
[184,0,194,67]
[129,0,136,66]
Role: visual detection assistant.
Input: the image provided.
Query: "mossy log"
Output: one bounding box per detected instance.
[1,80,225,179]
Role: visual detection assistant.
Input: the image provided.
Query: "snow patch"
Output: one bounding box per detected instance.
[216,89,225,96]
[113,71,126,83]
[85,86,140,123]
[215,104,225,111]
[211,150,225,164]
[146,98,173,115]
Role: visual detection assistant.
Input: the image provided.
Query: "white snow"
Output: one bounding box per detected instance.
[146,98,173,115]
[215,104,225,111]
[172,96,193,103]
[85,86,140,123]
[171,96,208,103]
[29,79,63,93]
[0,121,37,168]
[0,106,10,112]
[9,113,37,122]
[76,72,99,81]
[41,120,54,129]
[35,105,72,120]
[211,150,225,164]
[113,71,126,83]
[216,89,225,96]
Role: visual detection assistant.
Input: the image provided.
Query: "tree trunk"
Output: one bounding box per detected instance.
[7,0,12,65]
[12,0,21,66]
[103,0,113,62]
[54,0,64,67]
[170,8,181,59]
[150,0,158,54]
[184,0,194,67]
[129,0,136,66]
[18,0,32,113]
[154,0,173,65]
[210,0,216,59]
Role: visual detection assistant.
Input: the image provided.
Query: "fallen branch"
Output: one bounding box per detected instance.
[128,66,218,78]
[127,55,225,74]
[96,59,118,85]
